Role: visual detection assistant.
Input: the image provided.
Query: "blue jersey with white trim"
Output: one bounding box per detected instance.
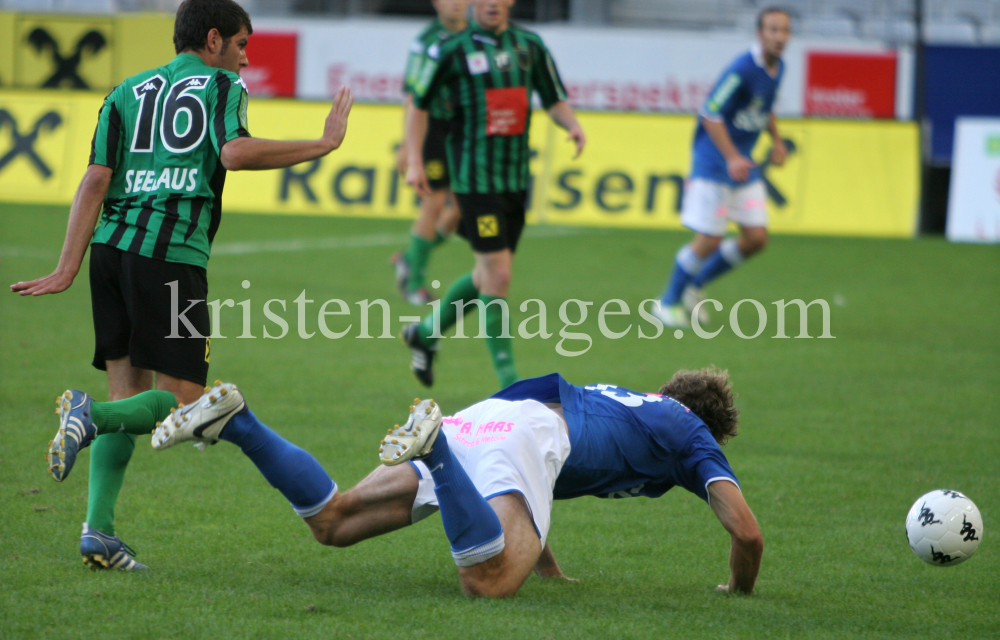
[690,46,783,186]
[492,374,739,503]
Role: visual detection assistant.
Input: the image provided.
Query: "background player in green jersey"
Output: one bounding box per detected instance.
[401,0,585,389]
[10,0,353,570]
[392,0,467,305]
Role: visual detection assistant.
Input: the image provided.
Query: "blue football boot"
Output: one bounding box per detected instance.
[80,523,148,570]
[48,390,97,482]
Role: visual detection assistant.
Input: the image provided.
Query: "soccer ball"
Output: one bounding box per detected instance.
[905,489,983,566]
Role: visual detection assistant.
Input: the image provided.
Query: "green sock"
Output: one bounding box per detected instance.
[86,432,136,536]
[404,234,436,292]
[90,390,178,436]
[433,231,448,246]
[418,272,478,345]
[480,293,518,388]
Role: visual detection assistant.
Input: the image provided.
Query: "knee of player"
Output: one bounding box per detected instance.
[459,575,520,599]
[742,232,768,255]
[310,521,355,548]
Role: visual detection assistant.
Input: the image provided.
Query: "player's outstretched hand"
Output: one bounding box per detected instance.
[567,124,586,159]
[726,155,755,183]
[770,138,788,167]
[322,85,354,152]
[10,269,74,296]
[406,162,431,198]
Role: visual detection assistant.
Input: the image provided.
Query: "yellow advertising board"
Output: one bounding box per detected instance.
[0,89,919,238]
[0,11,174,92]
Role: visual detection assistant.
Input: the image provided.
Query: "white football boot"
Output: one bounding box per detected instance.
[378,398,443,466]
[682,285,710,326]
[653,301,690,329]
[151,381,245,450]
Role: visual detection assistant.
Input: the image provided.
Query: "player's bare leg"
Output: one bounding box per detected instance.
[690,232,722,260]
[394,189,459,305]
[105,356,153,401]
[736,224,768,257]
[304,464,420,547]
[457,492,543,598]
[156,371,208,405]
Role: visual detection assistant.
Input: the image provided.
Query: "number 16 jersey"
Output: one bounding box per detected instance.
[90,53,251,269]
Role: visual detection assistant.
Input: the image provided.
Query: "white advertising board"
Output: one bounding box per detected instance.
[257,17,903,117]
[947,117,1000,243]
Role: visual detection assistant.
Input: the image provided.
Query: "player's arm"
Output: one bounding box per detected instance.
[533,542,577,581]
[10,164,112,296]
[221,85,353,170]
[547,101,585,159]
[397,94,414,176]
[404,104,432,196]
[701,118,754,183]
[708,480,763,594]
[532,40,584,159]
[767,112,787,167]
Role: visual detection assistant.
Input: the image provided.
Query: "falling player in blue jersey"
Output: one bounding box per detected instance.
[48,367,762,595]
[656,7,791,328]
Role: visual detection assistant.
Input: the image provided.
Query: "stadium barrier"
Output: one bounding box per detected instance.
[0,91,919,237]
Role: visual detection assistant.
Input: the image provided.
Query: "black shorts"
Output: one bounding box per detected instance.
[424,117,451,192]
[89,243,210,385]
[454,191,528,254]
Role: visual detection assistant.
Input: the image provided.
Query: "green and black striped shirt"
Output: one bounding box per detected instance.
[90,54,250,268]
[402,19,459,121]
[413,22,567,194]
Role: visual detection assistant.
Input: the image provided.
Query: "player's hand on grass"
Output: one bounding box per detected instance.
[10,269,75,296]
[726,155,755,183]
[567,124,586,159]
[770,138,788,167]
[322,85,354,152]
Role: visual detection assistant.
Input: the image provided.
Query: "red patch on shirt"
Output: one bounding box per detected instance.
[485,87,528,136]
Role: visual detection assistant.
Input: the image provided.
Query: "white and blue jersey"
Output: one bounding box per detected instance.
[690,44,783,186]
[492,374,740,503]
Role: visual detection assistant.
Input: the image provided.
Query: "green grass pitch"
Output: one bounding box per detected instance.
[1,204,998,639]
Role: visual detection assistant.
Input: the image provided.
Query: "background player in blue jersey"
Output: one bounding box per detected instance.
[656,8,791,328]
[48,368,762,596]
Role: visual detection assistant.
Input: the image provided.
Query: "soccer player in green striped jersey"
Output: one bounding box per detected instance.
[401,0,585,390]
[392,0,467,305]
[11,0,353,570]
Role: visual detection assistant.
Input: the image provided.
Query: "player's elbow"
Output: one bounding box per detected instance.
[220,139,249,171]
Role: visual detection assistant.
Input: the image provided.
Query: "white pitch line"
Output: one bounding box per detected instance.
[0,225,593,260]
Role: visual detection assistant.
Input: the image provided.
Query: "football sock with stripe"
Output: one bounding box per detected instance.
[86,432,136,536]
[89,391,178,436]
[423,432,505,566]
[480,293,518,388]
[417,272,478,345]
[404,233,435,292]
[692,238,745,288]
[220,409,337,517]
[661,244,705,305]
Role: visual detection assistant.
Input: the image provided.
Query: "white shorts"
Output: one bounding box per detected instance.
[680,178,768,237]
[409,398,572,548]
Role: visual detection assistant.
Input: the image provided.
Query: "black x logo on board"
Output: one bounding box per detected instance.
[757,137,797,207]
[0,110,63,178]
[27,28,107,89]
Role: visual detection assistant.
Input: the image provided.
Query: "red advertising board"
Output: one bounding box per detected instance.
[242,32,297,97]
[805,52,897,118]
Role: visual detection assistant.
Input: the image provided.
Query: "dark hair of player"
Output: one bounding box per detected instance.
[757,6,790,30]
[173,0,253,55]
[659,367,740,445]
